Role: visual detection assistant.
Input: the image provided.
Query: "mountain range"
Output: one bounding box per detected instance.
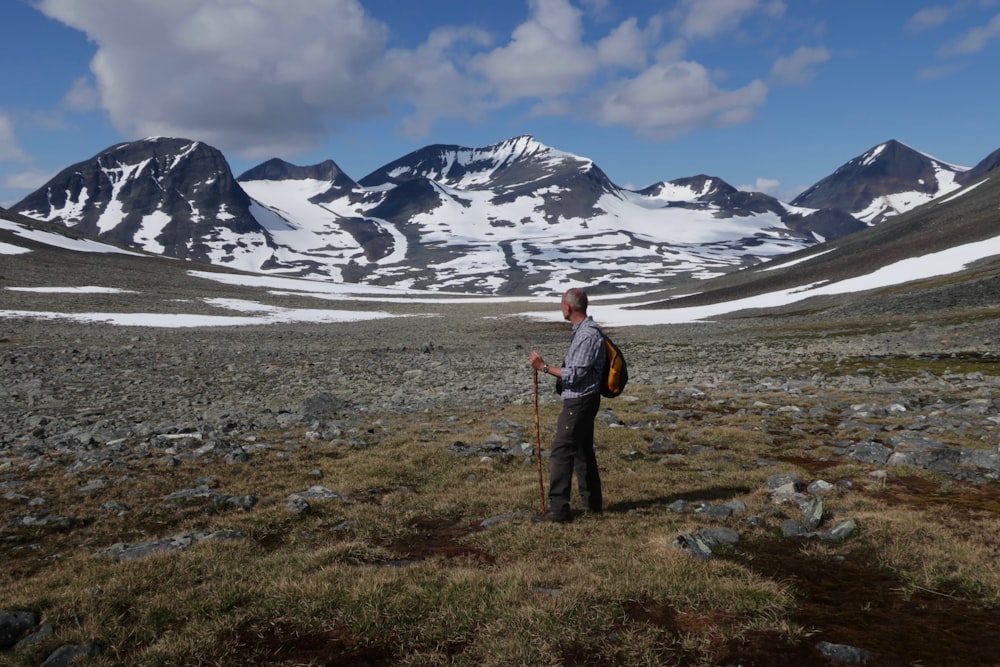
[9,135,1000,296]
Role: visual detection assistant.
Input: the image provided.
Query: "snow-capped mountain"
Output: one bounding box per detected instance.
[13,138,267,263]
[791,140,969,225]
[13,135,993,295]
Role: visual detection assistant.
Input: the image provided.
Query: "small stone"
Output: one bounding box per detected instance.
[771,482,808,505]
[802,497,824,530]
[665,499,689,513]
[721,499,748,514]
[698,527,740,547]
[15,623,54,649]
[286,497,311,515]
[767,473,804,490]
[674,533,713,560]
[815,640,873,664]
[849,440,892,465]
[822,519,858,542]
[807,480,835,494]
[700,504,733,518]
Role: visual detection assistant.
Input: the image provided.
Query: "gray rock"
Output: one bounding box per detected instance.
[698,527,740,547]
[815,640,873,663]
[960,448,1000,472]
[678,387,706,399]
[887,435,961,473]
[848,439,892,465]
[770,482,809,505]
[721,499,747,514]
[15,623,54,649]
[41,643,101,667]
[820,519,858,542]
[802,497,824,530]
[674,533,714,560]
[0,609,39,649]
[286,496,311,515]
[288,485,349,502]
[162,485,216,501]
[597,409,624,426]
[98,530,247,561]
[698,504,733,518]
[221,495,257,511]
[7,514,75,530]
[766,473,804,490]
[162,485,256,512]
[807,479,835,494]
[665,499,689,513]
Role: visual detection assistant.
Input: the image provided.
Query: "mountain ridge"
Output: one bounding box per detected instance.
[10,135,999,295]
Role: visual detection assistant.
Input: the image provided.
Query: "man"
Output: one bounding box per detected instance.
[529,287,606,523]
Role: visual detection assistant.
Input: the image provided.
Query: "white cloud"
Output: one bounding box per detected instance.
[906,6,952,32]
[769,46,831,85]
[596,17,656,69]
[0,114,27,163]
[738,177,781,195]
[470,0,597,103]
[61,76,100,111]
[653,38,690,64]
[31,0,791,155]
[382,26,494,137]
[670,0,786,40]
[37,0,393,158]
[590,61,767,138]
[946,11,1000,54]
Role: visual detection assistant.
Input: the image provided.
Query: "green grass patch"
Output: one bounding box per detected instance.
[3,388,1000,665]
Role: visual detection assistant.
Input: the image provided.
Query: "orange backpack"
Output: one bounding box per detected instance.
[601,335,628,398]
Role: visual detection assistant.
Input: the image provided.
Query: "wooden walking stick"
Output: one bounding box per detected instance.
[533,368,545,514]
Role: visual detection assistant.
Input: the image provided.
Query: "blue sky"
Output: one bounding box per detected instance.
[2,0,999,208]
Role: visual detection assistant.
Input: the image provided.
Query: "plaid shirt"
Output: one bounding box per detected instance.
[560,316,606,398]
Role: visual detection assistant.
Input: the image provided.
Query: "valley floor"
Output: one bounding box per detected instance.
[3,297,1000,665]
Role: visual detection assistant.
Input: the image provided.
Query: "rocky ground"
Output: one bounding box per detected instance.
[3,279,1000,665]
[3,287,999,480]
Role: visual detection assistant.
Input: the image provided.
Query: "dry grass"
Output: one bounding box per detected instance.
[3,386,1000,666]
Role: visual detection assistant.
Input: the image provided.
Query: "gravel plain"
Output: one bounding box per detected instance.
[3,232,1000,451]
[2,281,998,446]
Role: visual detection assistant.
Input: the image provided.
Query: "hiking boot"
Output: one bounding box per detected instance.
[531,510,572,524]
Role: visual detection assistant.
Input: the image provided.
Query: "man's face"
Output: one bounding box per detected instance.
[560,298,571,321]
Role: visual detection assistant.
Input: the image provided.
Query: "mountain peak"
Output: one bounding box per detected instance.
[13,137,260,260]
[237,158,353,184]
[792,139,967,223]
[358,135,592,190]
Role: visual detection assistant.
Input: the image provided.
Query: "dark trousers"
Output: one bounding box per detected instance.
[548,393,602,515]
